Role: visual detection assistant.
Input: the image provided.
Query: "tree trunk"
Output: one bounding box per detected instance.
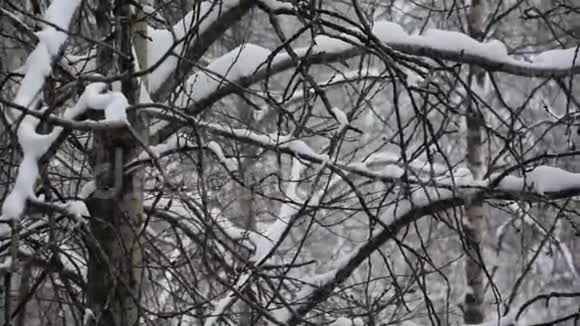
[463,0,487,324]
[86,1,148,325]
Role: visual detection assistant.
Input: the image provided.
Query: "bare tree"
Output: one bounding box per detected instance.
[0,1,579,325]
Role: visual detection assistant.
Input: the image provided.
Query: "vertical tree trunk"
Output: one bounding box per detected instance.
[463,0,487,324]
[86,1,148,325]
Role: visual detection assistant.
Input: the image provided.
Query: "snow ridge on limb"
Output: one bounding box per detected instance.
[147,0,243,92]
[84,87,130,123]
[148,0,254,99]
[354,21,580,75]
[330,106,363,134]
[186,22,578,108]
[0,81,129,225]
[1,0,82,223]
[146,21,580,145]
[193,120,580,199]
[1,0,127,229]
[134,133,193,161]
[129,136,237,172]
[0,0,82,273]
[177,44,271,107]
[62,1,253,90]
[206,141,238,171]
[8,0,82,116]
[154,23,579,143]
[197,121,580,198]
[259,0,293,10]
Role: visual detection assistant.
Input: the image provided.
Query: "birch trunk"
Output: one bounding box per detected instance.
[463,0,487,323]
[86,0,148,325]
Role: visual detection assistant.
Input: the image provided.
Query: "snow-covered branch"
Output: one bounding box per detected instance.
[152,24,579,143]
[149,0,254,99]
[186,23,579,116]
[0,0,82,228]
[190,120,580,200]
[0,0,130,245]
[1,80,129,224]
[175,44,271,107]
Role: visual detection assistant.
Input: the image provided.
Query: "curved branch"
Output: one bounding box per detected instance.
[151,0,256,101]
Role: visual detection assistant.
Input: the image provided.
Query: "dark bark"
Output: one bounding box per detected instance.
[85,1,147,325]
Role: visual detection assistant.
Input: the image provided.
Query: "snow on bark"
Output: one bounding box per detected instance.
[206,141,238,171]
[156,22,580,135]
[63,200,90,224]
[487,165,580,195]
[85,89,129,123]
[200,122,580,198]
[135,133,191,161]
[1,81,129,224]
[366,151,472,180]
[331,107,349,128]
[260,0,293,10]
[535,47,580,69]
[177,44,270,106]
[368,21,580,70]
[284,139,323,160]
[293,21,580,76]
[10,0,81,113]
[260,67,383,108]
[59,243,87,283]
[43,0,80,31]
[311,35,354,54]
[133,135,238,171]
[1,0,82,225]
[358,159,580,199]
[282,19,579,72]
[526,165,580,194]
[371,21,409,43]
[79,181,96,199]
[147,0,242,92]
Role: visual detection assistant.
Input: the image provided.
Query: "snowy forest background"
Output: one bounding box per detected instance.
[0,0,579,325]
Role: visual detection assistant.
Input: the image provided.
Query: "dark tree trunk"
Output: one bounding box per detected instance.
[85,1,148,325]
